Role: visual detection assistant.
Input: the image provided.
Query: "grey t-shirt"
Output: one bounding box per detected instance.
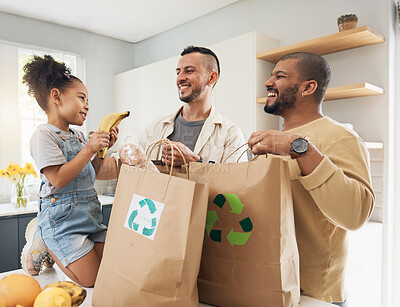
[167,112,206,151]
[30,123,87,198]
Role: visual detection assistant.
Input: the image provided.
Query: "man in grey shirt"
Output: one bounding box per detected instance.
[168,112,206,153]
[139,45,247,165]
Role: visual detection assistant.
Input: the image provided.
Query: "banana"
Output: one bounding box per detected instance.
[97,111,130,159]
[42,281,86,307]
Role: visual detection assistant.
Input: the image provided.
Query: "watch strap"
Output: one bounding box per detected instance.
[290,151,300,159]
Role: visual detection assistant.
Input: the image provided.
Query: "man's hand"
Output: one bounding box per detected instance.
[162,141,201,166]
[248,129,324,176]
[248,129,298,156]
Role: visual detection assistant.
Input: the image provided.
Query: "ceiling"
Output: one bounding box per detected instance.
[0,0,238,43]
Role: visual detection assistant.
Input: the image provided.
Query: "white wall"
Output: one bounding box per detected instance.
[0,44,19,200]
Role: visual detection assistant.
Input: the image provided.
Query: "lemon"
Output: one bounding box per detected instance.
[33,287,71,307]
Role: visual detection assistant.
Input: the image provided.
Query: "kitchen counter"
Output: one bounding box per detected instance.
[0,266,332,307]
[0,194,115,217]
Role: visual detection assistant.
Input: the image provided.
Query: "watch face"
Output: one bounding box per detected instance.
[292,138,308,154]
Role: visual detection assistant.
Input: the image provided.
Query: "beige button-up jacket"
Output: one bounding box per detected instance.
[140,106,248,163]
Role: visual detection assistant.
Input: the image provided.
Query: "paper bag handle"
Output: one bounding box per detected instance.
[146,139,189,178]
[222,143,260,163]
[222,143,249,163]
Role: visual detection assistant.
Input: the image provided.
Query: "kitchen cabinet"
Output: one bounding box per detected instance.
[0,204,113,273]
[0,216,18,272]
[17,213,37,269]
[102,204,112,227]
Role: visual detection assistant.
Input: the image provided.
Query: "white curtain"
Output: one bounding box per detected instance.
[0,43,20,201]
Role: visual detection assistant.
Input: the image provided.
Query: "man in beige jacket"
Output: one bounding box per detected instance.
[248,52,375,306]
[140,46,247,165]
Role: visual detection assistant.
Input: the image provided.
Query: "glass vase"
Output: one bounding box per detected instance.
[11,181,28,209]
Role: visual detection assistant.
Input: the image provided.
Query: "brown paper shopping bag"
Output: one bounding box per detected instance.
[153,160,188,178]
[93,143,209,306]
[189,155,300,307]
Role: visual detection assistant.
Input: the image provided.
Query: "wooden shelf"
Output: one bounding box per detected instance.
[256,26,384,63]
[324,83,384,101]
[256,83,384,104]
[365,142,383,150]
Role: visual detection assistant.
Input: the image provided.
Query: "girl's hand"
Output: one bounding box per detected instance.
[109,127,119,148]
[87,131,110,154]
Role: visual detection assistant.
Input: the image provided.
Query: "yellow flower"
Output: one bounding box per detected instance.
[14,164,22,173]
[6,164,12,174]
[0,169,6,178]
[6,163,20,176]
[24,163,37,177]
[1,161,38,182]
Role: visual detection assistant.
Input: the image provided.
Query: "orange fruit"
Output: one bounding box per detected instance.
[0,274,41,307]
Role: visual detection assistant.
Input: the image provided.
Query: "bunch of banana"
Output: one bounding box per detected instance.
[97,111,130,159]
[41,281,86,307]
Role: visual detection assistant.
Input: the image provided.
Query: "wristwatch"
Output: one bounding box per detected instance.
[290,137,309,159]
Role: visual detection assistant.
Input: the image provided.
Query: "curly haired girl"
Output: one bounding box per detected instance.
[21,55,118,287]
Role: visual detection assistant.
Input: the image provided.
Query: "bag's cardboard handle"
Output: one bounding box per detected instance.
[222,143,248,163]
[222,143,260,163]
[146,139,189,177]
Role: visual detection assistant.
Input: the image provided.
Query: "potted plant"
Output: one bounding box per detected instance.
[337,14,358,32]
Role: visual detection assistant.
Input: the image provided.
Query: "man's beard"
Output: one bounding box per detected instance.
[264,84,299,116]
[179,84,205,103]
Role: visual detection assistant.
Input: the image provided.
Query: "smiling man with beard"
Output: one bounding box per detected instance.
[140,46,247,164]
[248,52,375,306]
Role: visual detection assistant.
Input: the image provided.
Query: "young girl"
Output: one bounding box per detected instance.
[21,55,119,287]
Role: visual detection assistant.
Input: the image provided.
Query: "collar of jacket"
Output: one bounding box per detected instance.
[162,105,223,126]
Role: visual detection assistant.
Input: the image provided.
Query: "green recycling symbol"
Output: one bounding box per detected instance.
[127,198,158,237]
[205,193,253,246]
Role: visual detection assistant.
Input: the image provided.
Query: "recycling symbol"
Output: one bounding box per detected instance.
[126,197,163,239]
[205,193,253,246]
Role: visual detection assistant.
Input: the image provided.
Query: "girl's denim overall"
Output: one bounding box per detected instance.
[37,127,107,267]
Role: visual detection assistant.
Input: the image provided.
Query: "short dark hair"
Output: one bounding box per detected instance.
[279,52,331,102]
[181,46,220,76]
